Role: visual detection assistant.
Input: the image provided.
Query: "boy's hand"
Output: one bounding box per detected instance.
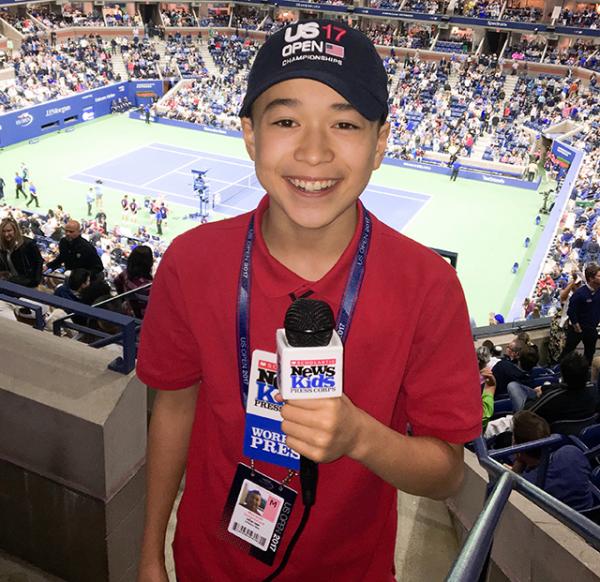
[278,394,363,464]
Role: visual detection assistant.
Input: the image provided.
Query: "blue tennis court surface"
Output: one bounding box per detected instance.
[69,142,430,231]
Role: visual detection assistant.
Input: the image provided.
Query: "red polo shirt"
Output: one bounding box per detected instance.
[137,196,481,581]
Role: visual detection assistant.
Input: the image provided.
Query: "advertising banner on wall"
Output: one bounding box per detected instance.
[0,81,164,147]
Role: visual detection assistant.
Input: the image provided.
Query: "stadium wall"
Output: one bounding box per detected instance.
[507,141,584,321]
[449,450,600,581]
[0,80,163,148]
[0,317,146,582]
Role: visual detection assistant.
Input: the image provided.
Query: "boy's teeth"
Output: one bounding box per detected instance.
[290,179,335,192]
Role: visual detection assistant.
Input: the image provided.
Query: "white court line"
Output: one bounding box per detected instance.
[67,144,152,180]
[214,171,259,194]
[147,145,253,170]
[218,203,252,212]
[399,196,431,232]
[367,187,430,201]
[141,155,199,187]
[168,171,264,194]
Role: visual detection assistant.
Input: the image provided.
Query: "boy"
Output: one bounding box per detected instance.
[137,20,481,582]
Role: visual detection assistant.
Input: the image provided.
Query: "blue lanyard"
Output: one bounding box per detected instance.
[236,205,372,409]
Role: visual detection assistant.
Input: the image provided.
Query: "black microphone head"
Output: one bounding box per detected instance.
[284,298,335,347]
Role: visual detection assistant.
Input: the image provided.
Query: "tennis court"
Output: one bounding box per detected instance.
[0,115,545,324]
[68,142,430,231]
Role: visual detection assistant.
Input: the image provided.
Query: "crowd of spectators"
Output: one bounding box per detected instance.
[159,76,244,130]
[121,36,160,79]
[402,0,445,14]
[387,56,512,162]
[161,8,197,28]
[505,39,547,62]
[0,34,116,112]
[559,8,600,28]
[164,34,207,78]
[0,201,167,332]
[104,7,141,28]
[368,0,403,9]
[22,7,105,28]
[457,0,502,19]
[512,76,600,320]
[0,10,42,33]
[362,23,431,49]
[502,4,543,22]
[545,42,598,69]
[231,6,264,31]
[198,14,230,28]
[207,34,259,82]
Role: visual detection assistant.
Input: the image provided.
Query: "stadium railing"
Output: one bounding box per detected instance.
[447,436,600,581]
[0,280,137,374]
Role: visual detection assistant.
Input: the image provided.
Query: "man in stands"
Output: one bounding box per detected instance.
[492,339,536,397]
[561,262,600,363]
[54,268,91,302]
[46,220,104,280]
[510,410,594,512]
[525,352,598,426]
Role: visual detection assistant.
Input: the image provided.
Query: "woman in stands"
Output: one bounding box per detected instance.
[0,216,43,288]
[114,244,153,318]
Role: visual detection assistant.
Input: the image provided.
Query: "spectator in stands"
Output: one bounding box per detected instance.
[46,220,104,279]
[492,338,526,396]
[524,352,598,426]
[510,410,594,511]
[54,268,91,302]
[0,216,43,288]
[114,245,153,318]
[477,346,496,430]
[561,263,600,363]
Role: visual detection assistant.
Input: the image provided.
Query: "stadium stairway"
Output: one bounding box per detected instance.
[197,43,221,77]
[472,74,518,160]
[503,75,519,102]
[448,70,460,91]
[110,51,128,82]
[154,39,176,80]
[472,133,494,160]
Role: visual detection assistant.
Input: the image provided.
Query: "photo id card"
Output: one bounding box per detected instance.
[221,463,297,566]
[243,350,300,470]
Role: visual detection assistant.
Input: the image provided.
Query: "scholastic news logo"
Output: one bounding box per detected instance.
[254,359,280,410]
[281,21,346,67]
[290,358,336,391]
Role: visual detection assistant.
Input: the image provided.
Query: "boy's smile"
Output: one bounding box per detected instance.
[241,78,389,235]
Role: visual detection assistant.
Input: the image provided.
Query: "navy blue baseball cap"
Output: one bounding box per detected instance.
[239,20,389,122]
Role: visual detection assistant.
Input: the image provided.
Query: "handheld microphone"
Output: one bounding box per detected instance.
[279,298,343,507]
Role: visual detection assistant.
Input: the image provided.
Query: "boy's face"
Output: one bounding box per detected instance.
[241,78,389,232]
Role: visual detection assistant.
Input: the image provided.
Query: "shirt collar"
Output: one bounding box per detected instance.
[251,195,366,300]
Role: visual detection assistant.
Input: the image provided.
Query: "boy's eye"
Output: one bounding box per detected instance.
[273,119,296,128]
[335,122,360,130]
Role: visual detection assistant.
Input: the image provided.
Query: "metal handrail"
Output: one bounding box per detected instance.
[0,280,137,374]
[447,436,600,581]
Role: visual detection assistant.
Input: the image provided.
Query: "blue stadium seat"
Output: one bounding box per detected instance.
[551,414,600,437]
[592,466,600,489]
[580,424,600,449]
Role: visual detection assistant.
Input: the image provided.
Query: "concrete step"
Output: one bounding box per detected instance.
[110,55,128,80]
